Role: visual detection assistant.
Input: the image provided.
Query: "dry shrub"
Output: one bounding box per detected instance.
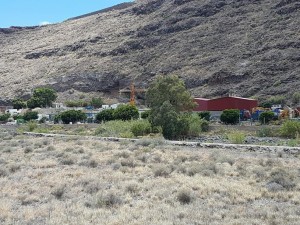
[51,186,65,199]
[120,158,136,167]
[268,168,296,191]
[153,165,171,177]
[24,147,33,153]
[125,182,139,194]
[0,168,8,177]
[177,189,193,204]
[95,191,122,208]
[60,157,75,165]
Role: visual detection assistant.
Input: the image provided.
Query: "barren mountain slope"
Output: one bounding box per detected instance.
[0,0,299,104]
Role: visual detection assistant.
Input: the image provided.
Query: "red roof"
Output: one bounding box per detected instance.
[194,96,258,112]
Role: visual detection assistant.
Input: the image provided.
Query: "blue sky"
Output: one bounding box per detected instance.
[0,0,133,28]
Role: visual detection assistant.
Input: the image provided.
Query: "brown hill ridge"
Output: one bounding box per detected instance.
[0,0,299,105]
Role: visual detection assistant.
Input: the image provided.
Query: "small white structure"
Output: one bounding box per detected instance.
[53,103,65,109]
[102,105,110,109]
[101,103,121,110]
[6,109,22,116]
[110,103,121,109]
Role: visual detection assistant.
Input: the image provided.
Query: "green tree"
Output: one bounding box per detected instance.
[27,97,43,109]
[146,75,196,113]
[96,109,115,122]
[114,104,139,121]
[23,111,38,121]
[12,98,27,109]
[220,109,240,125]
[59,110,87,124]
[152,101,179,139]
[28,87,57,108]
[146,75,196,139]
[90,97,104,108]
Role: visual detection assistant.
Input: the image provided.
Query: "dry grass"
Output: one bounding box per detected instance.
[0,127,300,225]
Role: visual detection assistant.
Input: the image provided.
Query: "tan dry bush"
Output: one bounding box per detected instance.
[120,158,136,168]
[125,182,139,194]
[153,164,171,177]
[94,191,123,208]
[267,168,297,191]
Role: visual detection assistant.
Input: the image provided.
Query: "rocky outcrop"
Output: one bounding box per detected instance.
[0,0,299,102]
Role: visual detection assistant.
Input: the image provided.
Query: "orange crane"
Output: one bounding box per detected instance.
[130,83,135,106]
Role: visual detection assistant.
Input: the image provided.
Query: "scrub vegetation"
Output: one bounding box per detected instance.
[0,127,299,225]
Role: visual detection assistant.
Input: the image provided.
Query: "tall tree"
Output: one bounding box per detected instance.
[146,75,196,139]
[27,87,57,108]
[146,75,195,113]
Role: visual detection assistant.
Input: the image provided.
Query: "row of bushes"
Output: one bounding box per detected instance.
[220,109,281,125]
[96,105,139,122]
[65,97,104,108]
[257,120,300,139]
[0,111,39,123]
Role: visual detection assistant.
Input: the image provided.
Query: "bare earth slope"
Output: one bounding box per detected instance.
[0,0,299,104]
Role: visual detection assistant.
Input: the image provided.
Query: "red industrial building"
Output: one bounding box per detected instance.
[194,96,258,112]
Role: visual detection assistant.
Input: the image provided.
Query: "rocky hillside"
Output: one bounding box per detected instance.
[0,0,299,105]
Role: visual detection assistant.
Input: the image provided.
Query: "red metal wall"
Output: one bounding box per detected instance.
[194,98,209,111]
[207,97,258,111]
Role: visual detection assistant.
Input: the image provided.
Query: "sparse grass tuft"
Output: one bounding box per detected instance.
[51,186,65,199]
[24,147,33,153]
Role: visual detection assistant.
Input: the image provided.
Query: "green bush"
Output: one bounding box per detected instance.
[65,100,88,107]
[96,109,115,122]
[200,119,209,132]
[198,111,210,121]
[13,115,24,120]
[259,111,275,124]
[280,120,300,138]
[175,114,190,138]
[220,109,240,125]
[53,114,61,124]
[186,114,202,136]
[27,121,38,132]
[114,104,139,121]
[90,97,104,108]
[59,110,87,124]
[227,131,245,144]
[0,114,10,122]
[95,120,135,137]
[130,120,151,137]
[260,95,286,108]
[256,126,274,137]
[23,111,38,121]
[141,110,151,119]
[292,92,300,105]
